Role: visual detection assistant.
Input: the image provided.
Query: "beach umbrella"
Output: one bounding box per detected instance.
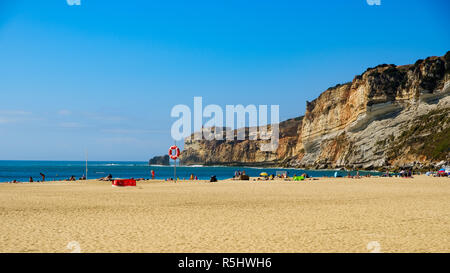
[438,168,445,172]
[260,172,268,176]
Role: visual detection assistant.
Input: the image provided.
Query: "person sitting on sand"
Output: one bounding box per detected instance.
[69,175,76,181]
[99,174,113,181]
[40,173,45,182]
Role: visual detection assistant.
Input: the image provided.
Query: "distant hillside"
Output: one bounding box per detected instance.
[149,155,170,166]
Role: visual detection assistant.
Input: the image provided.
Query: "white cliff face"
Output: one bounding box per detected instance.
[301,93,449,169]
[181,52,450,169]
[297,54,449,169]
[350,94,449,168]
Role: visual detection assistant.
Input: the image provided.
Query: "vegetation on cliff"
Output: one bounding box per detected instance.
[387,108,450,162]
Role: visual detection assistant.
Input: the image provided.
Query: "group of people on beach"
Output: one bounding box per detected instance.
[399,170,413,177]
[17,173,47,183]
[189,173,198,180]
[233,170,251,179]
[6,166,449,183]
[381,169,418,178]
[7,172,87,183]
[234,170,245,178]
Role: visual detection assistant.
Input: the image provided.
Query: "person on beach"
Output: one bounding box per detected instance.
[151,169,155,179]
[40,173,45,182]
[99,174,113,181]
[29,177,33,182]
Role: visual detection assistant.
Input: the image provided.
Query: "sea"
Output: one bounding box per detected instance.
[0,161,381,182]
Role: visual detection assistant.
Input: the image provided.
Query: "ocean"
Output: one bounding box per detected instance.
[0,161,381,182]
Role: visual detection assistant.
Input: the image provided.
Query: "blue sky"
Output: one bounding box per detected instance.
[0,0,449,161]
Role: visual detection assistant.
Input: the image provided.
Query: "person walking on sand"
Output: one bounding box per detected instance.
[151,169,155,180]
[40,173,45,182]
[29,177,33,182]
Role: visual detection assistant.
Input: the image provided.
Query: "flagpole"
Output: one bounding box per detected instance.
[174,141,177,182]
[85,149,88,180]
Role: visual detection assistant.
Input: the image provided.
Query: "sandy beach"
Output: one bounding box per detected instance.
[0,175,449,253]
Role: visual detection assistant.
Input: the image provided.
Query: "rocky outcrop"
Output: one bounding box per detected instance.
[181,52,450,170]
[181,117,303,166]
[149,155,170,165]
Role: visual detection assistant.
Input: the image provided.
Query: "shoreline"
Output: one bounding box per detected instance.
[0,162,386,183]
[1,173,447,185]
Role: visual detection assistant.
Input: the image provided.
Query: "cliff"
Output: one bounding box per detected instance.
[181,117,303,166]
[181,52,450,170]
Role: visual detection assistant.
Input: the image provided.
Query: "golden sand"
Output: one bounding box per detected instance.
[0,175,449,253]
